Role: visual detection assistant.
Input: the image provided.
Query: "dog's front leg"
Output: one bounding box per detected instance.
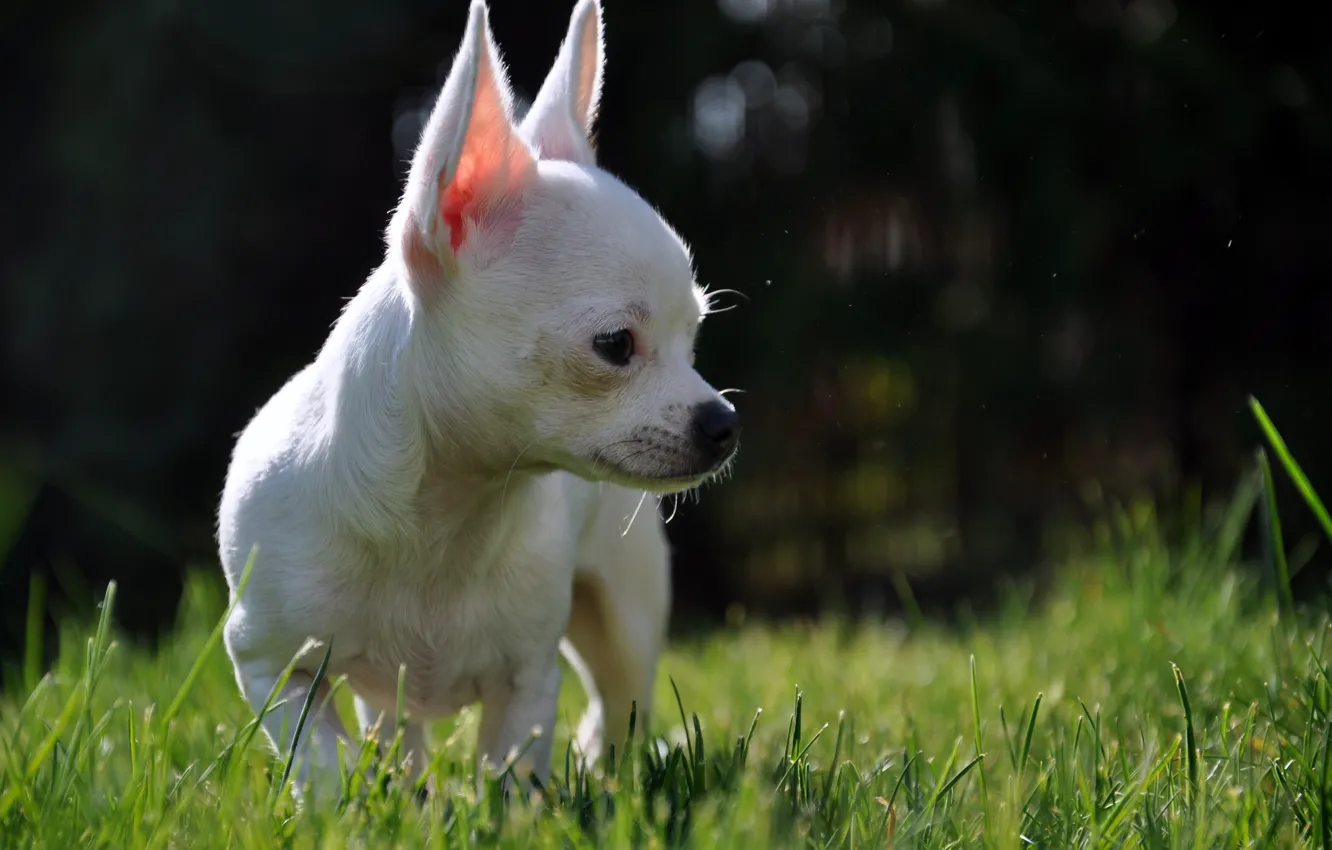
[476,659,562,793]
[237,661,349,804]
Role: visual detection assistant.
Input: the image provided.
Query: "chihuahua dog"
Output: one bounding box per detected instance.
[217,0,739,801]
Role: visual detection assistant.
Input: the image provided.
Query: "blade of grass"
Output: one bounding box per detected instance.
[1172,662,1199,806]
[1321,719,1332,850]
[970,654,990,834]
[1251,396,1332,568]
[1021,693,1043,778]
[933,754,985,807]
[23,572,46,696]
[1213,466,1262,565]
[276,638,335,797]
[1257,448,1296,615]
[670,676,696,785]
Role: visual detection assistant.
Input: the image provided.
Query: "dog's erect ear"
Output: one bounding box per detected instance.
[396,1,535,290]
[519,0,604,165]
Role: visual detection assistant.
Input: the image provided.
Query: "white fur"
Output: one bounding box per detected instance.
[217,0,738,802]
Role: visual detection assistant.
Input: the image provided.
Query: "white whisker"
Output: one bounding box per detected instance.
[621,490,649,537]
[664,492,681,524]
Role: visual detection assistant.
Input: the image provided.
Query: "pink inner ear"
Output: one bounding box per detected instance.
[438,106,533,256]
[441,162,478,253]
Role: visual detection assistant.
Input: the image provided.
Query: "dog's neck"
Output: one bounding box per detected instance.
[310,263,542,544]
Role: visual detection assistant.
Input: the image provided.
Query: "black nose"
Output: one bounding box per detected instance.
[690,399,741,459]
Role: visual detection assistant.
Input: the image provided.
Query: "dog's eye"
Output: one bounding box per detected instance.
[593,329,635,366]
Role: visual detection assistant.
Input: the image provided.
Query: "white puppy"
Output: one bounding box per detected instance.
[216,0,739,801]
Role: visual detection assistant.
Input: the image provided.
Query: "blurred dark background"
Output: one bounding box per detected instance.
[3,0,1330,669]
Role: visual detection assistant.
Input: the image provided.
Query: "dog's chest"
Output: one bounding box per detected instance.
[333,561,570,719]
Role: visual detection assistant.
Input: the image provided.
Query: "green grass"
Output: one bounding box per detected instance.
[2,402,1331,847]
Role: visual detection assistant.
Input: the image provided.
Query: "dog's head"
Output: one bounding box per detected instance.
[389,0,739,493]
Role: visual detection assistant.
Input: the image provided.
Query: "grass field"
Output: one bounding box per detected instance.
[3,407,1332,847]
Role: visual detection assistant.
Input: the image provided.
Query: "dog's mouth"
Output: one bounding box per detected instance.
[582,439,736,494]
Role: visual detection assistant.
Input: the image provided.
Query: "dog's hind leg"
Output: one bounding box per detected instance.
[566,487,671,767]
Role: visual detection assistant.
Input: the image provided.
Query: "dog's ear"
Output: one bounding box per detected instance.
[519,0,604,165]
[396,0,535,292]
